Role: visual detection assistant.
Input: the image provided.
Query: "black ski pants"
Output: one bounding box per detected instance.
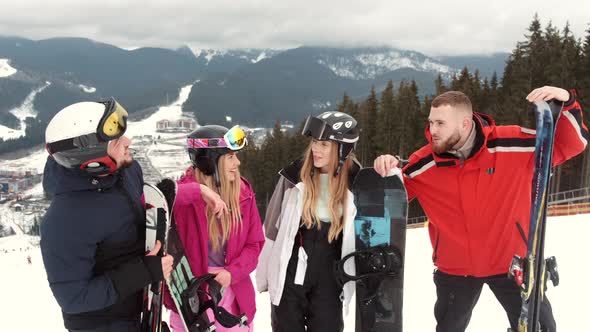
[433,270,556,332]
[271,223,344,332]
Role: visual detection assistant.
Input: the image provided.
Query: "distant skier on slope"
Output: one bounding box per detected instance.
[373,86,588,332]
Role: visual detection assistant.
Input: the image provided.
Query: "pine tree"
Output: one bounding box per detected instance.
[337,93,353,113]
[451,67,473,95]
[357,87,378,165]
[560,22,581,88]
[501,44,532,126]
[524,14,546,88]
[549,22,584,192]
[408,81,424,154]
[481,78,491,111]
[471,70,483,112]
[339,93,360,122]
[578,24,590,188]
[376,80,396,156]
[396,81,421,159]
[434,73,448,95]
[490,72,499,92]
[543,21,563,85]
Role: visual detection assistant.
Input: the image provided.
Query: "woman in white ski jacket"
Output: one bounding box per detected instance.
[256,111,360,332]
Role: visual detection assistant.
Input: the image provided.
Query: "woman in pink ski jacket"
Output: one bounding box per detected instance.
[164,125,264,331]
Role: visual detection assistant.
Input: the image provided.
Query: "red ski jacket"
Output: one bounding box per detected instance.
[403,91,588,277]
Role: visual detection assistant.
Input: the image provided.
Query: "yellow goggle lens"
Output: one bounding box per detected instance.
[101,102,128,138]
[224,126,247,150]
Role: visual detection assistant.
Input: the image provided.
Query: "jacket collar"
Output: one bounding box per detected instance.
[424,112,494,167]
[43,156,122,195]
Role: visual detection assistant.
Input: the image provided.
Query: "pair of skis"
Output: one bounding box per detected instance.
[141,182,172,332]
[509,101,561,332]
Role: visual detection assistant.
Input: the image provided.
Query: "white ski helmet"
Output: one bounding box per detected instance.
[45,98,128,175]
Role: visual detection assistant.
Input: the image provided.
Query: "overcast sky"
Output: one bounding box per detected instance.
[0,0,588,56]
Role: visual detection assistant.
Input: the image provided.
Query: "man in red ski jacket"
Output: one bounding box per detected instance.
[374,86,588,332]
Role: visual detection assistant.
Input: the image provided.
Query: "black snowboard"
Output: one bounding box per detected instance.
[351,168,408,332]
[155,179,214,332]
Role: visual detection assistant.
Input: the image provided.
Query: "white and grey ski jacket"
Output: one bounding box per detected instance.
[255,159,359,314]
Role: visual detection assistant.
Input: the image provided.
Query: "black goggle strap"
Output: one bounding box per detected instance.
[213,166,222,195]
[46,133,103,154]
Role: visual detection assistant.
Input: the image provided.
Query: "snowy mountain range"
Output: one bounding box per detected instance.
[0,35,508,152]
[183,46,508,125]
[314,47,454,80]
[192,48,280,65]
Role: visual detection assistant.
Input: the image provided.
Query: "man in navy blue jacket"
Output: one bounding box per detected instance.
[41,99,173,332]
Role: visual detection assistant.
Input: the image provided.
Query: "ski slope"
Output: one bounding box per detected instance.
[0,214,587,331]
[0,83,195,175]
[0,59,17,77]
[0,82,51,141]
[125,84,195,139]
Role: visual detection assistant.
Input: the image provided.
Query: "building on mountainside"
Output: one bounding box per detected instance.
[0,169,41,194]
[156,118,197,133]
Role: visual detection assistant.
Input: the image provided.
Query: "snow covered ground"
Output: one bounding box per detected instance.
[0,58,17,77]
[0,147,50,174]
[78,84,96,93]
[0,82,51,141]
[125,84,194,139]
[0,214,587,331]
[0,149,47,173]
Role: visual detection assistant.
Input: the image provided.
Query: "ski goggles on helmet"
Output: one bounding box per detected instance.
[187,125,247,151]
[302,115,330,140]
[97,98,128,141]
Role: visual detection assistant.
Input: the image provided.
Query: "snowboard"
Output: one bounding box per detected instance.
[510,101,561,332]
[141,183,171,332]
[156,178,248,332]
[336,167,408,332]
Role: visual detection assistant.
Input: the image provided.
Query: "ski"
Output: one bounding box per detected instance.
[141,183,172,332]
[509,101,561,332]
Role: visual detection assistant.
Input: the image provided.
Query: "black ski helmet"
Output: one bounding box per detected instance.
[45,98,128,176]
[302,111,359,174]
[187,125,247,191]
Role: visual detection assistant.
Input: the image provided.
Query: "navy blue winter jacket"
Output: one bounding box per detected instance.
[41,157,163,330]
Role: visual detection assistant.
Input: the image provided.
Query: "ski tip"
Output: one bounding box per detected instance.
[156,178,177,209]
[533,100,551,113]
[533,100,561,120]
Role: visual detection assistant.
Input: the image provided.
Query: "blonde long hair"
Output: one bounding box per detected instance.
[299,141,355,243]
[194,154,242,252]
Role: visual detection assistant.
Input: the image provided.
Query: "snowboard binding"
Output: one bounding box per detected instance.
[334,245,403,287]
[180,273,249,331]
